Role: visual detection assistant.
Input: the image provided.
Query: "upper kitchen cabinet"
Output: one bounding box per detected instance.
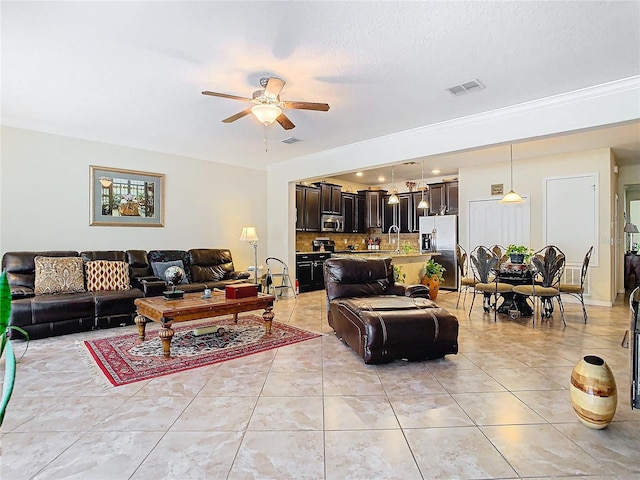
[428,183,445,216]
[358,189,386,229]
[412,191,428,231]
[445,182,459,214]
[428,181,458,216]
[382,193,413,233]
[342,193,366,233]
[296,185,321,232]
[319,182,342,214]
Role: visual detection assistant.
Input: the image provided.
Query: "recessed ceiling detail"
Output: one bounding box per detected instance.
[446,79,485,96]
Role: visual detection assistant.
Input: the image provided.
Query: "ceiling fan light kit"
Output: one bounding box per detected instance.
[251,104,282,126]
[202,77,329,132]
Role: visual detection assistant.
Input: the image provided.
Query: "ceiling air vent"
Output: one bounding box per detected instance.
[446,79,485,96]
[280,137,302,144]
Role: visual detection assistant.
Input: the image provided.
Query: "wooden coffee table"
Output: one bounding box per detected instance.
[134,292,275,357]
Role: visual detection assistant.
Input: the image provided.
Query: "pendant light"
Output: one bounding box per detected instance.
[388,165,399,205]
[500,145,525,204]
[417,159,429,209]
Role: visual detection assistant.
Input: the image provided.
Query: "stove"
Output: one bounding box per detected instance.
[312,238,335,252]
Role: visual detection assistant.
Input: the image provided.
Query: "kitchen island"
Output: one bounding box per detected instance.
[332,250,441,285]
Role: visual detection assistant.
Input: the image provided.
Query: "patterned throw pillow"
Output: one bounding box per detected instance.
[85,260,131,291]
[34,256,86,295]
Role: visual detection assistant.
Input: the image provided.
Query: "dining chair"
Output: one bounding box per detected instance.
[469,246,513,321]
[456,244,477,308]
[559,246,593,324]
[489,244,509,271]
[513,245,566,326]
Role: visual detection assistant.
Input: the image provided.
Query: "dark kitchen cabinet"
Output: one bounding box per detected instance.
[428,183,446,216]
[342,193,366,233]
[382,193,413,233]
[296,252,331,292]
[412,192,428,232]
[428,181,458,216]
[319,182,342,215]
[296,185,321,232]
[359,189,386,229]
[354,194,366,233]
[446,182,459,214]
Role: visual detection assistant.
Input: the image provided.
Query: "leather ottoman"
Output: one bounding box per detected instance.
[324,256,459,364]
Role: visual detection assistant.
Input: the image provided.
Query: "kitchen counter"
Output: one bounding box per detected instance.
[332,250,441,284]
[332,250,440,258]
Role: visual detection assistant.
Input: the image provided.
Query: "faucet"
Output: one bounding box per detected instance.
[388,224,400,253]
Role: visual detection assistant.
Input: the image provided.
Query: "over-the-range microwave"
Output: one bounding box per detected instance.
[321,214,344,233]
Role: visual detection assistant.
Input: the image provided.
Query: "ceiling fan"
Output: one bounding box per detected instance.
[202,77,330,130]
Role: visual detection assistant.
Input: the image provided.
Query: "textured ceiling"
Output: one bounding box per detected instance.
[2,1,640,172]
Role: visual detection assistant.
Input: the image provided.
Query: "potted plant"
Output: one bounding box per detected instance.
[420,259,445,300]
[393,265,406,284]
[0,272,29,427]
[506,244,532,264]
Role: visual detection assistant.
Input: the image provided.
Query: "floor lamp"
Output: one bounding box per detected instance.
[239,226,259,284]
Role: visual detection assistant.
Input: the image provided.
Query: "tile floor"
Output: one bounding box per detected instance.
[1,289,639,479]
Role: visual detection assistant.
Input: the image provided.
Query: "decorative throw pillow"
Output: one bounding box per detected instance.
[85,260,131,291]
[151,260,188,284]
[34,256,86,295]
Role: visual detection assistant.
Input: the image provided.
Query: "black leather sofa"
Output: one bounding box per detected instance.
[324,256,459,364]
[2,248,250,340]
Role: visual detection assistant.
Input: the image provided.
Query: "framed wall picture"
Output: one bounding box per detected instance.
[90,166,165,227]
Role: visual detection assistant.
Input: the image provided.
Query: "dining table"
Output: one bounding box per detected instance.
[496,262,534,317]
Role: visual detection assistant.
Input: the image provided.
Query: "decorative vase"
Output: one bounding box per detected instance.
[570,355,617,429]
[509,253,525,264]
[421,275,440,301]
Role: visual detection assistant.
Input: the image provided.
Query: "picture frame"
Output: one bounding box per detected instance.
[90,165,165,227]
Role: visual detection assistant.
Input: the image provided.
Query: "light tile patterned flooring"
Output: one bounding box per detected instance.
[1,289,639,479]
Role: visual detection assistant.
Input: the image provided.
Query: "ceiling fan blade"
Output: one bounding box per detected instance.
[222,107,253,123]
[276,113,295,130]
[202,91,253,102]
[264,77,285,99]
[281,101,330,111]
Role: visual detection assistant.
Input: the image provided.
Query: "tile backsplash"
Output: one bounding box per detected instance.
[296,229,420,253]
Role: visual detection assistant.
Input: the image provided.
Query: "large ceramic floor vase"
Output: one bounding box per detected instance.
[570,355,617,429]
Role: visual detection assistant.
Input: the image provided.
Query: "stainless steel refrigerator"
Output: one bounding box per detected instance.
[419,214,458,290]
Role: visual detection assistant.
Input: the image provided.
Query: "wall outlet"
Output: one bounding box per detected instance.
[392,238,396,244]
[344,238,348,244]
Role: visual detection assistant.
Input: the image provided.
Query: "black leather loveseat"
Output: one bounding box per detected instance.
[2,248,249,340]
[324,256,459,364]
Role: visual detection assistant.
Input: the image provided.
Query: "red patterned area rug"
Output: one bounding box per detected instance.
[82,315,320,386]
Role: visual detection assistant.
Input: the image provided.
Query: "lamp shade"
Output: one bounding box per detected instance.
[239,226,259,242]
[388,193,399,205]
[624,222,639,234]
[251,104,282,126]
[500,190,526,204]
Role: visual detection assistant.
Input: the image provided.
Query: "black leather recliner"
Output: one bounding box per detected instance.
[324,256,459,364]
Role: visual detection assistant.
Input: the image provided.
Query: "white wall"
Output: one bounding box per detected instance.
[459,148,613,304]
[0,126,268,271]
